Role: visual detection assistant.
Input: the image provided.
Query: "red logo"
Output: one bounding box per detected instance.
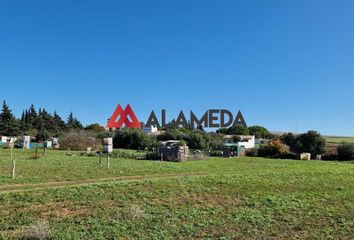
[106,104,141,129]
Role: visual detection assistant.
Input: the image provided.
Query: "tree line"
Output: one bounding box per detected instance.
[0,101,87,140]
[2,100,352,161]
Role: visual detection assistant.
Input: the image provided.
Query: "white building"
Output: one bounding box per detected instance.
[224,135,255,149]
[143,125,158,134]
[19,136,31,149]
[237,135,255,149]
[0,136,8,143]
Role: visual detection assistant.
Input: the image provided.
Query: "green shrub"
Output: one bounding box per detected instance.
[146,151,160,160]
[110,150,146,160]
[209,150,223,157]
[96,131,113,139]
[257,140,296,159]
[337,143,354,161]
[322,153,338,161]
[246,148,258,157]
[113,128,150,150]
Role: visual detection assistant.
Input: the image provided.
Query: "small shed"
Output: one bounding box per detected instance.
[159,140,189,162]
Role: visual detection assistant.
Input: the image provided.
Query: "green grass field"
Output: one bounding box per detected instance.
[0,149,354,239]
[325,136,354,144]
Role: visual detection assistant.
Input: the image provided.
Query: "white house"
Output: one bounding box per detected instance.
[237,135,255,149]
[224,135,255,149]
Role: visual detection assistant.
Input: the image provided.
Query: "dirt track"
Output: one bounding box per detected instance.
[0,173,206,193]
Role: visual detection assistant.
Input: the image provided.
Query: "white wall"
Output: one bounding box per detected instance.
[237,135,255,149]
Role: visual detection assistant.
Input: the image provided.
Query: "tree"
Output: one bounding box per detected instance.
[53,111,66,136]
[288,131,326,157]
[85,123,105,133]
[35,129,51,142]
[67,112,84,130]
[217,125,249,135]
[248,125,273,139]
[157,129,188,141]
[0,101,21,136]
[187,131,208,150]
[28,104,38,127]
[113,128,150,150]
[208,133,224,151]
[281,133,296,147]
[337,143,354,161]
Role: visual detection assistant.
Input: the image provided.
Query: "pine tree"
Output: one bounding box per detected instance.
[0,101,21,136]
[21,111,25,122]
[28,104,37,127]
[67,112,84,130]
[53,111,66,136]
[19,109,30,133]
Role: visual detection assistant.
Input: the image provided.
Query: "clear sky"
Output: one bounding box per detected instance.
[1,0,354,136]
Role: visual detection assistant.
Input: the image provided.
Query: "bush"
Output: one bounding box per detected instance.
[59,130,101,151]
[246,148,258,157]
[187,131,208,150]
[209,150,223,157]
[257,140,295,159]
[322,153,338,161]
[337,143,354,161]
[96,131,114,140]
[258,145,281,158]
[146,151,160,160]
[110,150,146,160]
[113,128,151,150]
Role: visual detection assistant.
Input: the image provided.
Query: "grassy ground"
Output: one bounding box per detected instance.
[325,136,354,144]
[0,149,353,239]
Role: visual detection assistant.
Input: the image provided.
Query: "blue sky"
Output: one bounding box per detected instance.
[0,0,354,136]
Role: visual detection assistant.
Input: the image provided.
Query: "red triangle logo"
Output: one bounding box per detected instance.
[106,104,141,129]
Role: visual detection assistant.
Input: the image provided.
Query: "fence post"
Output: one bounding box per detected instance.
[107,155,110,170]
[11,146,15,179]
